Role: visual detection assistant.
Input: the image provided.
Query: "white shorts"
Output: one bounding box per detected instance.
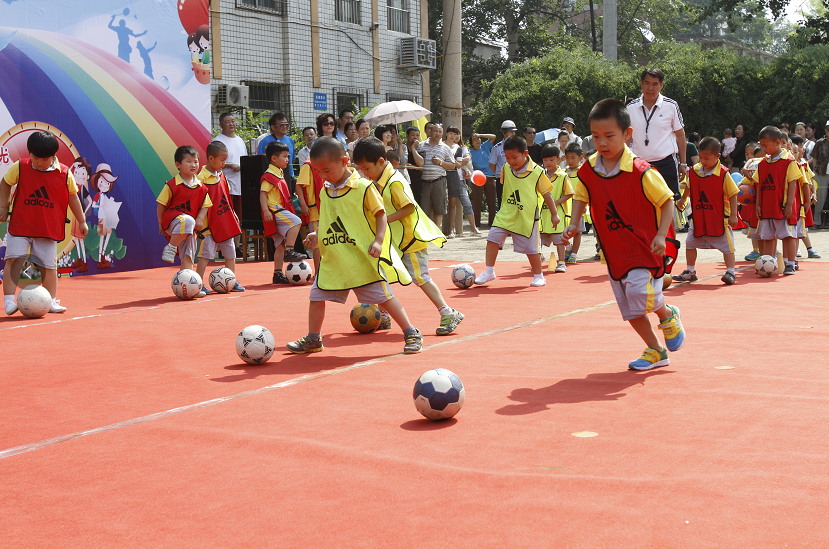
[3,234,57,269]
[488,222,541,255]
[609,268,664,322]
[309,279,394,304]
[540,233,566,247]
[165,215,197,263]
[756,218,796,240]
[270,208,301,248]
[794,218,806,239]
[199,234,236,260]
[685,224,735,254]
[401,249,431,286]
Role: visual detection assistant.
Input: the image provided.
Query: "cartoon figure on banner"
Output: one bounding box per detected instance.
[90,164,124,269]
[188,25,211,85]
[108,10,147,64]
[57,157,93,273]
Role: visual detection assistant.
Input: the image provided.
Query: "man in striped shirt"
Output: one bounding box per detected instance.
[416,124,456,226]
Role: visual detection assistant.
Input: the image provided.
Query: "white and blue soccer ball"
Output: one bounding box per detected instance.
[236,325,276,365]
[451,264,476,289]
[285,260,314,285]
[16,284,52,319]
[209,267,236,293]
[171,269,202,300]
[413,368,465,421]
[755,255,777,278]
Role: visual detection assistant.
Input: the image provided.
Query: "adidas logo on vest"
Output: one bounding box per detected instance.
[23,186,55,209]
[322,216,356,246]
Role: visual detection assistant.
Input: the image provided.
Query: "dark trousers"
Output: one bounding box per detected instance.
[648,155,680,196]
[408,169,423,206]
[472,176,497,228]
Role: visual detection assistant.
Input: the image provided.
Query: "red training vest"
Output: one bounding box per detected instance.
[756,157,793,220]
[689,168,726,238]
[9,158,71,241]
[160,177,209,230]
[260,170,296,238]
[577,157,678,280]
[205,172,242,242]
[301,160,325,224]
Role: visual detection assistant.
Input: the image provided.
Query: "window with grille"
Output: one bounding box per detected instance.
[335,0,362,25]
[244,82,289,114]
[387,0,410,33]
[335,92,363,116]
[236,0,286,15]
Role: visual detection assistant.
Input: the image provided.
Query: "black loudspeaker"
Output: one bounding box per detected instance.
[239,155,269,230]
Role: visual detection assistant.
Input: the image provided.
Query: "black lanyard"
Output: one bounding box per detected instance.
[641,104,658,146]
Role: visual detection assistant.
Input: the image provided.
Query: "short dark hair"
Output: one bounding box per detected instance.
[791,134,805,145]
[344,121,356,134]
[588,98,631,132]
[27,131,60,158]
[445,126,461,135]
[269,112,287,127]
[565,142,583,156]
[174,145,198,164]
[356,119,370,133]
[640,68,664,82]
[310,136,348,163]
[374,125,393,140]
[302,126,316,136]
[206,140,228,157]
[687,132,700,144]
[406,127,420,137]
[265,140,289,160]
[541,143,561,159]
[219,112,234,125]
[697,136,721,154]
[778,122,790,131]
[758,125,783,141]
[386,150,400,163]
[523,126,536,133]
[316,113,336,136]
[352,136,387,164]
[338,108,353,119]
[503,134,527,153]
[753,146,762,155]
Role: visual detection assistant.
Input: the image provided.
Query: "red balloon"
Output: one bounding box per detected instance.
[178,0,209,36]
[472,170,487,186]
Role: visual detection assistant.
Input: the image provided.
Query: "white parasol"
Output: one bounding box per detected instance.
[364,100,431,125]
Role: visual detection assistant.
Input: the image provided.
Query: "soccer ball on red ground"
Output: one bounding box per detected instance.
[755,255,777,277]
[413,369,465,421]
[451,264,476,289]
[235,325,276,365]
[172,269,202,300]
[285,260,314,285]
[209,267,236,293]
[16,284,51,319]
[350,303,381,333]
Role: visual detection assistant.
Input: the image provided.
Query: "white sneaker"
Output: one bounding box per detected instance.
[474,270,496,285]
[161,243,177,263]
[796,250,803,258]
[555,263,567,273]
[530,276,547,287]
[5,299,18,316]
[49,299,67,313]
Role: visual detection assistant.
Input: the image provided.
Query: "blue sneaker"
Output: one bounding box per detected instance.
[745,250,760,261]
[201,285,211,295]
[629,347,670,370]
[658,304,685,352]
[231,280,246,292]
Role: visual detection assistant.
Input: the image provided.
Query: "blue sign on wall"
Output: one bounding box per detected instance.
[313,93,327,111]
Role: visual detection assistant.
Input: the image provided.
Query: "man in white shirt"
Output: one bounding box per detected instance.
[560,117,582,148]
[626,68,688,197]
[212,113,248,255]
[296,126,316,167]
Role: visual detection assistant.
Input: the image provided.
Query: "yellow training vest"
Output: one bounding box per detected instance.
[377,164,446,253]
[316,179,410,291]
[493,164,543,238]
[540,169,569,234]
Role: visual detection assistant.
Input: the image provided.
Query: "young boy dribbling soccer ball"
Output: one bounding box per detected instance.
[286,137,423,355]
[562,99,685,371]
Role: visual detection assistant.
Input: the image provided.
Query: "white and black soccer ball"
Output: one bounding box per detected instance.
[16,285,51,319]
[755,255,777,278]
[413,368,465,421]
[285,260,314,285]
[209,267,236,293]
[451,264,476,289]
[235,325,276,365]
[172,269,202,300]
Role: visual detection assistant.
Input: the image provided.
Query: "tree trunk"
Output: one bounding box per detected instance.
[504,9,521,64]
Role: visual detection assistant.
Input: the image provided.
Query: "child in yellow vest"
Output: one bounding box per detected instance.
[474,135,559,287]
[539,144,573,273]
[286,137,422,355]
[563,142,587,264]
[353,137,464,335]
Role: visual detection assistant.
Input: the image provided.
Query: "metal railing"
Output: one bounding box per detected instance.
[335,0,361,25]
[387,5,410,33]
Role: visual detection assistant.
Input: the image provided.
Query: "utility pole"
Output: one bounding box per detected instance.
[441,0,463,129]
[588,0,597,52]
[603,0,617,61]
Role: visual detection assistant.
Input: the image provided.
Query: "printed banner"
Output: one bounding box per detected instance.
[0,0,211,276]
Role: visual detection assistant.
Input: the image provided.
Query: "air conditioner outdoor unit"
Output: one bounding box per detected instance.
[217,84,249,107]
[399,37,437,72]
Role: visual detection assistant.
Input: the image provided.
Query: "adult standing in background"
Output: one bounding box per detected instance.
[213,112,247,257]
[728,124,751,171]
[405,127,424,202]
[316,112,346,152]
[524,126,542,164]
[795,122,814,161]
[335,109,354,149]
[490,120,517,210]
[560,117,582,147]
[416,123,456,227]
[296,126,317,167]
[257,112,295,183]
[626,68,687,196]
[470,133,496,228]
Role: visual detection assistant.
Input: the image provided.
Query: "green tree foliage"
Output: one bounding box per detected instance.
[789,0,829,46]
[757,44,829,124]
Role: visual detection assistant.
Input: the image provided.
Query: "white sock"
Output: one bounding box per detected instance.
[485,266,494,275]
[727,268,736,275]
[438,305,453,315]
[687,265,696,272]
[533,273,545,280]
[4,295,15,306]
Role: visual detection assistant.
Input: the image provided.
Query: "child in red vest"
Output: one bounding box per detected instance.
[156,146,211,275]
[748,126,803,275]
[295,153,325,274]
[195,141,245,293]
[673,136,740,285]
[0,131,87,315]
[562,99,685,371]
[260,141,306,284]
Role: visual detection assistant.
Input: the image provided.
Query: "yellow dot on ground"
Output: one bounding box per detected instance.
[714,366,735,370]
[571,431,598,438]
